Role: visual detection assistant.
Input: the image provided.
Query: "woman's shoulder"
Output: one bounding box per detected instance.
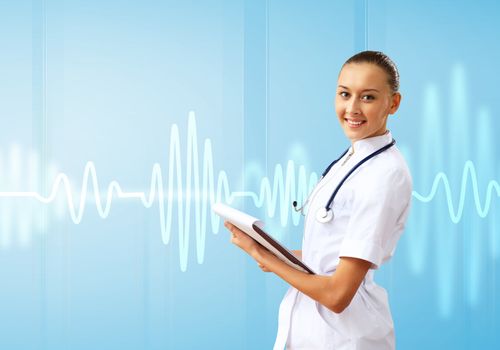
[358,146,413,190]
[385,146,412,175]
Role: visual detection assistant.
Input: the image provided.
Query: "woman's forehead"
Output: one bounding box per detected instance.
[337,63,388,90]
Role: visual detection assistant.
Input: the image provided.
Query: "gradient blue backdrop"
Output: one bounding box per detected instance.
[0,0,498,349]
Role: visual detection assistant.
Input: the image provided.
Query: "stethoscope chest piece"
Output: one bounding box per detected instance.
[316,207,333,223]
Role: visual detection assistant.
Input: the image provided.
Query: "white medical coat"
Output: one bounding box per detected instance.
[274,131,413,350]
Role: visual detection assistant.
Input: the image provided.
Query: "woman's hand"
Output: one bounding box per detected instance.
[258,263,271,272]
[223,221,269,270]
[224,221,259,256]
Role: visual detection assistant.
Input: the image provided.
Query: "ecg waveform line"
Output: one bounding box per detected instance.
[0,146,63,246]
[0,111,498,272]
[413,160,500,224]
[0,112,318,271]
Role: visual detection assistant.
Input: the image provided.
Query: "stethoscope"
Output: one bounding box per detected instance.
[292,139,396,223]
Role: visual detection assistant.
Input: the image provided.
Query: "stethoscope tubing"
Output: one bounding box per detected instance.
[293,139,396,222]
[324,139,396,210]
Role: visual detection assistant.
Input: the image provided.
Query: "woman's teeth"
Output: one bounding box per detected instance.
[345,119,366,128]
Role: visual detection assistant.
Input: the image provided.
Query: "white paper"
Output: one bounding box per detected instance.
[212,202,315,274]
[212,202,264,234]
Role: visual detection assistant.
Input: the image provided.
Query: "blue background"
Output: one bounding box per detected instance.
[0,0,498,349]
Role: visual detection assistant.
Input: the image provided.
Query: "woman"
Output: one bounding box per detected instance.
[224,51,413,349]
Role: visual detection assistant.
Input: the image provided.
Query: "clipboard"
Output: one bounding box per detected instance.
[212,202,315,275]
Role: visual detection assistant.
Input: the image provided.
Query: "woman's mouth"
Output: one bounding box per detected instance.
[345,118,366,128]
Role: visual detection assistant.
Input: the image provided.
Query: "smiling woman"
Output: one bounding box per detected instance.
[336,52,402,144]
[224,51,413,350]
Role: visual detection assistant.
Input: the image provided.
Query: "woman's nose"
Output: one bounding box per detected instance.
[346,99,361,115]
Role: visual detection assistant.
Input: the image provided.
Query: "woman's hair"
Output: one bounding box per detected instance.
[343,51,400,93]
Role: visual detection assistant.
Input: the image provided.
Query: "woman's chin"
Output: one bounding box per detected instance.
[342,128,365,141]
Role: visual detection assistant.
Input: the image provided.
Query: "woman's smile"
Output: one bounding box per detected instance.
[344,118,367,128]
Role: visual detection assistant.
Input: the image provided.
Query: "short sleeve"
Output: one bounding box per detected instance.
[338,167,412,269]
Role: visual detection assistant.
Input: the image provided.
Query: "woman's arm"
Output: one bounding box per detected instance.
[225,221,371,314]
[292,250,302,259]
[259,250,301,272]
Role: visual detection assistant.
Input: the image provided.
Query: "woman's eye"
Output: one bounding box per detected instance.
[361,95,375,101]
[339,91,349,98]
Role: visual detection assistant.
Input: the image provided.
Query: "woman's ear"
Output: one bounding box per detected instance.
[389,92,402,115]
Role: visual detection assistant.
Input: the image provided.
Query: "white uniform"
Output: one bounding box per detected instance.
[274,131,413,350]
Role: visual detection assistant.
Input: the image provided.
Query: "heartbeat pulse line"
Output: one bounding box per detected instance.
[0,111,498,270]
[0,111,318,271]
[413,161,500,224]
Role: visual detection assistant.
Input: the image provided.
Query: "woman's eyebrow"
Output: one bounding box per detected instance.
[337,85,380,93]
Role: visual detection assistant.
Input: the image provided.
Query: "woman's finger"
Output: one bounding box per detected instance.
[224,221,237,240]
[258,263,270,272]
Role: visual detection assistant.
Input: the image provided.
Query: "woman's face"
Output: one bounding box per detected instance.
[335,63,401,144]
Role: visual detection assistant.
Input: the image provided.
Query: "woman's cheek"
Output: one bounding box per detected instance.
[335,107,345,120]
